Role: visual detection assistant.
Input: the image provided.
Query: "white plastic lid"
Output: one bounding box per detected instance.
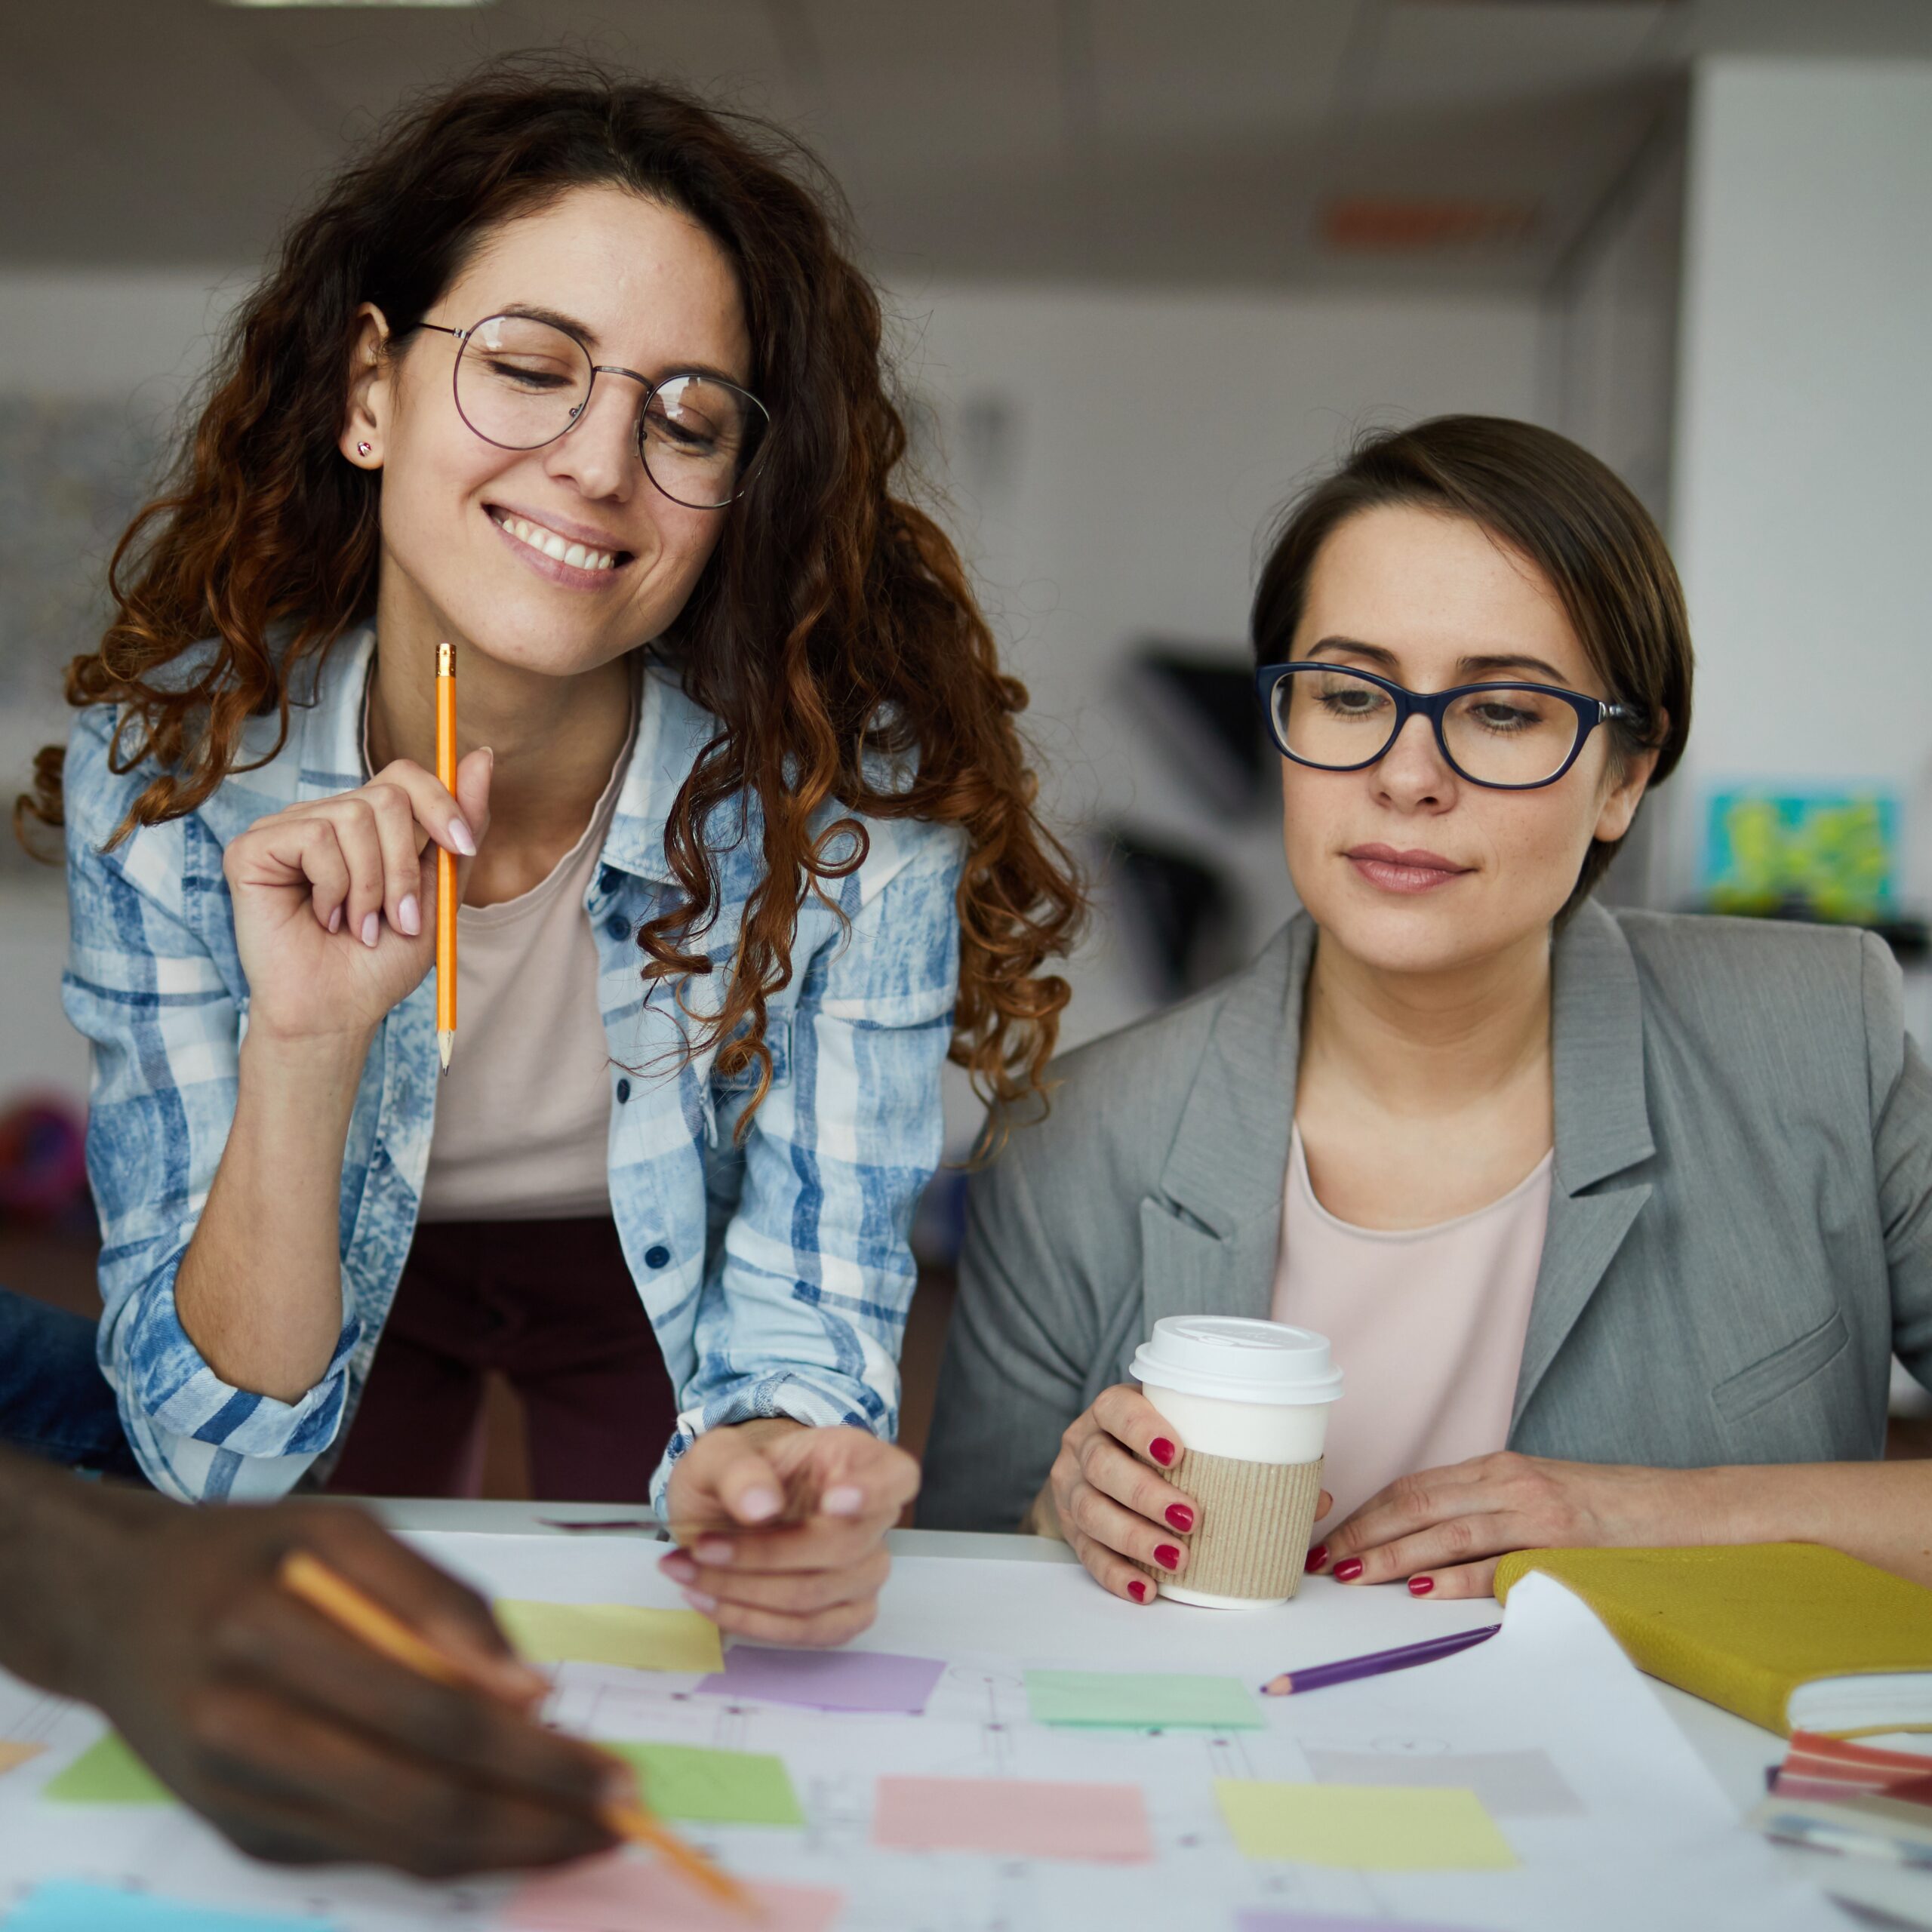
[1131,1315,1343,1407]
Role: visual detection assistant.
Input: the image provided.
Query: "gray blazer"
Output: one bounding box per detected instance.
[921,903,1932,1531]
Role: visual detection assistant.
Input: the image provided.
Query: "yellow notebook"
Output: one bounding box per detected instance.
[1494,1545,1932,1738]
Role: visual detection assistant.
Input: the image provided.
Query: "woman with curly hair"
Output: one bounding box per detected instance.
[17,62,1081,1646]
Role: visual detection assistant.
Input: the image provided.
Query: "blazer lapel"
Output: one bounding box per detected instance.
[1140,916,1314,1340]
[1511,902,1657,1430]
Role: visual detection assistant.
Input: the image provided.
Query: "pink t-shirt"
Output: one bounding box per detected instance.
[1269,1124,1552,1526]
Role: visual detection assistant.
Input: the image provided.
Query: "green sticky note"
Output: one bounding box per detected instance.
[494,1601,723,1673]
[1216,1780,1516,1870]
[606,1742,804,1826]
[42,1734,171,1806]
[1025,1670,1261,1730]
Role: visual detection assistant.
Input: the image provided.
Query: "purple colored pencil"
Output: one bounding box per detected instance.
[1260,1623,1501,1697]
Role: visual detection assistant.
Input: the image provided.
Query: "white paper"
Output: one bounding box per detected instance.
[0,1533,1844,1930]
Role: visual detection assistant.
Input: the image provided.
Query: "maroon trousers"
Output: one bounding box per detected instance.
[326,1217,677,1503]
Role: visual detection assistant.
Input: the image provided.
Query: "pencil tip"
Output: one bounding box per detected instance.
[438,1031,454,1072]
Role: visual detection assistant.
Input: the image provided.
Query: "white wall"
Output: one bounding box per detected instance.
[1672,59,1932,906]
[894,281,1547,1069]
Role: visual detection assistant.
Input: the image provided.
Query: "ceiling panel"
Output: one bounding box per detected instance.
[1085,0,1361,144]
[1367,2,1672,116]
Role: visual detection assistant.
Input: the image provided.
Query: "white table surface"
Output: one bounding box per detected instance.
[365,1500,1788,1812]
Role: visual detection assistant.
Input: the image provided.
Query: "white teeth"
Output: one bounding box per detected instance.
[497,512,619,571]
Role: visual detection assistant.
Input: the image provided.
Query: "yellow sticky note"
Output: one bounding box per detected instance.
[1215,1780,1516,1871]
[494,1600,723,1674]
[0,1740,45,1777]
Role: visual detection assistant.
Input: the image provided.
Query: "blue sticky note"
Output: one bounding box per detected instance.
[2,1883,339,1930]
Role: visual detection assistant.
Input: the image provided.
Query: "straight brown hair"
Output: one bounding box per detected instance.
[1251,414,1693,910]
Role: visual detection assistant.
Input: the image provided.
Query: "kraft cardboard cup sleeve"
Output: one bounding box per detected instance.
[1131,1315,1343,1609]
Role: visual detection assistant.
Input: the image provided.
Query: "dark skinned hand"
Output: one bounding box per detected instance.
[2,1473,624,1878]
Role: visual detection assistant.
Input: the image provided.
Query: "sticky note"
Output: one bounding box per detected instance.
[1303,1745,1582,1819]
[0,1883,336,1930]
[605,1742,803,1826]
[1025,1669,1260,1730]
[494,1601,723,1673]
[0,1740,45,1777]
[1216,1780,1516,1870]
[506,1853,841,1932]
[872,1775,1152,1863]
[40,1734,171,1805]
[698,1644,946,1714]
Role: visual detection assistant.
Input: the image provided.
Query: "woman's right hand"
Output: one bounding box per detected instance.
[223,752,492,1048]
[1041,1385,1204,1604]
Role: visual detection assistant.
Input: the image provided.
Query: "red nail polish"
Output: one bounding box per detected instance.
[1128,1579,1149,1603]
[1149,1438,1177,1468]
[1407,1575,1435,1596]
[1333,1557,1364,1582]
[1304,1543,1328,1574]
[1155,1543,1181,1571]
[1164,1503,1195,1533]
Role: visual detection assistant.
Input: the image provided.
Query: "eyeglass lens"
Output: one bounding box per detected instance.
[1270,666,1585,786]
[454,314,764,509]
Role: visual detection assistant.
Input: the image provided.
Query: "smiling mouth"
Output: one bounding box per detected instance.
[488,508,631,574]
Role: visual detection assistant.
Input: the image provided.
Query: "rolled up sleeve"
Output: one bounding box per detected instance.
[654,821,966,1506]
[63,712,357,1500]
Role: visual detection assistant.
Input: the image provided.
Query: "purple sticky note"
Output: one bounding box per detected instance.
[697,1644,946,1714]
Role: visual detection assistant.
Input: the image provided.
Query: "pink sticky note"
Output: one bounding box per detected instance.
[872,1776,1152,1863]
[505,1851,842,1932]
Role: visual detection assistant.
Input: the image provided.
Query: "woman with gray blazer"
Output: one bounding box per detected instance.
[922,417,1932,1604]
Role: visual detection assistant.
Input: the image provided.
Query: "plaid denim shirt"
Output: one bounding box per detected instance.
[63,628,964,1505]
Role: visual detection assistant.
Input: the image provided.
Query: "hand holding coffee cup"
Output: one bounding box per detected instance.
[1129,1317,1343,1609]
[1040,1318,1339,1607]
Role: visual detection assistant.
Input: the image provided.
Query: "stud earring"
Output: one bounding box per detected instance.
[356,441,372,457]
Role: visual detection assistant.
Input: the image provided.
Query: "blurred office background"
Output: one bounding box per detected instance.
[0,1,1927,1480]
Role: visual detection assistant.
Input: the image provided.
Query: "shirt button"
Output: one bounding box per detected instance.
[605,912,630,940]
[645,1244,671,1269]
[615,1078,631,1103]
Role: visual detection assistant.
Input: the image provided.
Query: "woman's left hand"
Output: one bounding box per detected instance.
[1311,1451,1693,1598]
[658,1420,919,1647]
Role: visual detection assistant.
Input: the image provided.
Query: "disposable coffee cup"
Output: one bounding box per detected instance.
[1130,1315,1342,1610]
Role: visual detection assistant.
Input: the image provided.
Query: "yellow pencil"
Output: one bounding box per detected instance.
[435,641,457,1075]
[278,1551,756,1915]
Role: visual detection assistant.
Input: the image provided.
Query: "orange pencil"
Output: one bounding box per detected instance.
[435,641,457,1074]
[278,1552,757,1915]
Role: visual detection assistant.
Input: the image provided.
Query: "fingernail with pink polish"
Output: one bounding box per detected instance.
[658,1552,697,1584]
[1304,1543,1329,1574]
[1333,1558,1364,1582]
[680,1587,718,1614]
[1148,1438,1177,1468]
[694,1537,734,1564]
[398,893,420,937]
[448,817,477,857]
[1164,1503,1195,1534]
[1154,1543,1181,1572]
[821,1484,865,1517]
[360,912,380,948]
[737,1487,781,1523]
[328,905,343,934]
[1127,1580,1149,1603]
[1407,1575,1435,1597]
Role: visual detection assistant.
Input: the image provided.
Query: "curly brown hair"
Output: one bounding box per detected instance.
[18,58,1083,1121]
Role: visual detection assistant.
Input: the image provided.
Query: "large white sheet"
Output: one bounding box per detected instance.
[0,1531,1840,1930]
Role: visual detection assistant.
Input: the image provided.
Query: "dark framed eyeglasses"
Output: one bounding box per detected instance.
[1255,660,1637,791]
[411,312,770,509]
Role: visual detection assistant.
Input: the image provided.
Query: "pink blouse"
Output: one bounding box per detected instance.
[1269,1124,1553,1527]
